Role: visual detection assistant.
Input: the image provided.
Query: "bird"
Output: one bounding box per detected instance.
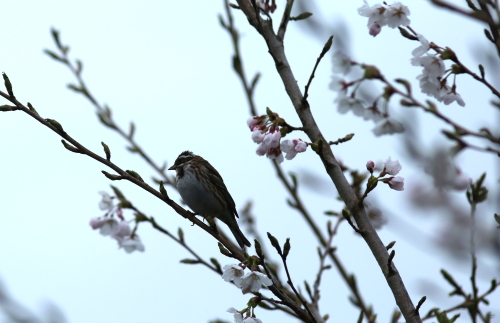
[168,151,251,249]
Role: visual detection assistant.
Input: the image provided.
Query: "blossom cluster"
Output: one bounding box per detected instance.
[222,264,272,323]
[411,34,465,106]
[329,56,405,136]
[358,1,410,36]
[89,191,145,253]
[367,157,405,191]
[248,115,307,163]
[222,264,272,294]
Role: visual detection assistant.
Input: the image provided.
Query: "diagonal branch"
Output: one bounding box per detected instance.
[234,1,421,322]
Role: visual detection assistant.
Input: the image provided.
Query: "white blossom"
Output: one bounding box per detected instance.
[384,2,410,28]
[337,97,365,116]
[112,221,132,244]
[416,73,441,98]
[329,75,347,92]
[440,91,466,107]
[363,106,384,122]
[227,308,244,323]
[98,191,114,212]
[332,51,352,75]
[412,34,430,57]
[372,117,405,136]
[90,217,120,236]
[120,235,145,253]
[240,271,273,294]
[358,2,387,28]
[384,157,402,175]
[222,264,246,287]
[418,54,446,78]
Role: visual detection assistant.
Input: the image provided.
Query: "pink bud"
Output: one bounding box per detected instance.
[366,160,375,173]
[369,22,382,37]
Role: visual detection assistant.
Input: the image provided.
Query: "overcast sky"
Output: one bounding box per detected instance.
[0,1,499,322]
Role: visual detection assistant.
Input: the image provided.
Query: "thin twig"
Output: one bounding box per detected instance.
[303,36,333,101]
[45,31,175,186]
[277,0,294,40]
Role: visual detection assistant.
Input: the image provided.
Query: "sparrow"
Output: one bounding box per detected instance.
[168,151,251,249]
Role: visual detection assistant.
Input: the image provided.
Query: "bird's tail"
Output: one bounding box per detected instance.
[229,223,251,249]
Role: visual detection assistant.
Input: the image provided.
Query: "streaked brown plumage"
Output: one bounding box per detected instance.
[168,151,251,248]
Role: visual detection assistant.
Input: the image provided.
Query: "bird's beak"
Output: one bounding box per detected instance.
[168,165,177,170]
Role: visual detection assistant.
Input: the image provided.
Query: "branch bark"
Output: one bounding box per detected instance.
[234,2,421,322]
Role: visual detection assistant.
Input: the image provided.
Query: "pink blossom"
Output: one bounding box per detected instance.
[280,139,308,160]
[366,160,375,173]
[369,22,382,37]
[247,116,263,130]
[266,147,284,164]
[387,176,405,191]
[383,157,402,175]
[261,130,281,150]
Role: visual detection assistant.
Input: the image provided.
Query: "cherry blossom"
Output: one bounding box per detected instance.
[411,34,430,57]
[363,106,384,122]
[386,176,405,191]
[89,217,120,236]
[328,75,348,93]
[384,2,410,28]
[120,235,145,253]
[227,308,244,323]
[98,191,114,212]
[358,1,410,36]
[337,97,365,116]
[280,139,307,160]
[372,117,405,136]
[112,220,132,244]
[240,271,273,294]
[440,90,465,107]
[383,157,402,175]
[332,51,352,75]
[222,264,246,287]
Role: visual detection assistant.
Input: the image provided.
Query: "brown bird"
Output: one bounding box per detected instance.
[168,151,251,248]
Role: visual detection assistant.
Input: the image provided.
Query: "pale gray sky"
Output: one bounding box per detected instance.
[0,1,498,322]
